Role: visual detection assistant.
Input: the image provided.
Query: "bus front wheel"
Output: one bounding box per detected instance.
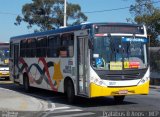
[66,80,75,104]
[114,96,125,103]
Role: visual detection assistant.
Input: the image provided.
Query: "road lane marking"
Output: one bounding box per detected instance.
[52,112,95,117]
[43,106,71,117]
[54,107,70,110]
[0,81,13,84]
[49,109,82,113]
[46,105,70,111]
[62,109,82,112]
[42,110,94,117]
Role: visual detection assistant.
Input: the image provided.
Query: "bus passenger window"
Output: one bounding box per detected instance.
[27,39,32,57]
[37,37,47,57]
[47,35,60,57]
[61,33,74,57]
[20,39,27,57]
[30,39,36,57]
[26,38,36,57]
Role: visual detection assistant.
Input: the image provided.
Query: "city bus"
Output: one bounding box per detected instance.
[0,42,10,79]
[10,23,150,103]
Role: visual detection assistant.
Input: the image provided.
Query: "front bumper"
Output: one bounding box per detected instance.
[90,80,150,98]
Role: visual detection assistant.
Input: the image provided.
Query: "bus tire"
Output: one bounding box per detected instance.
[23,75,30,92]
[114,96,125,103]
[66,80,75,104]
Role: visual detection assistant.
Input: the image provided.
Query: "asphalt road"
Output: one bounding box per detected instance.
[0,80,160,117]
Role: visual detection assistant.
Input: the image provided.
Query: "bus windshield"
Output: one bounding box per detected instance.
[0,47,9,66]
[92,36,148,70]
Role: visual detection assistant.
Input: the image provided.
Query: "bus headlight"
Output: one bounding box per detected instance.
[141,79,145,83]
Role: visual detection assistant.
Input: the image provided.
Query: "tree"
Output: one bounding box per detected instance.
[15,0,87,32]
[129,0,160,46]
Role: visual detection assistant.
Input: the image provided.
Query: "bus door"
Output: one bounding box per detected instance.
[13,44,20,81]
[77,36,89,96]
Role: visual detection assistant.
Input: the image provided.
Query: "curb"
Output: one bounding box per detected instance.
[0,81,13,84]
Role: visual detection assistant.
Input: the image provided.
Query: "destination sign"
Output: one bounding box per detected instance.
[122,37,148,43]
[94,25,144,34]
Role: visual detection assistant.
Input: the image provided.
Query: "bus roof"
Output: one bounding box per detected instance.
[10,22,143,41]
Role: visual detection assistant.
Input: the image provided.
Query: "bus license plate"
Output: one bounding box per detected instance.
[119,90,128,94]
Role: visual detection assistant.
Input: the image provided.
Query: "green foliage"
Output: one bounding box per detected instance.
[15,0,87,32]
[129,0,160,47]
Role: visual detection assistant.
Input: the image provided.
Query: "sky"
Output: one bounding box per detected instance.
[0,0,136,42]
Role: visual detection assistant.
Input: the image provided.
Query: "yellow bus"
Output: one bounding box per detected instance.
[0,42,9,79]
[10,23,150,103]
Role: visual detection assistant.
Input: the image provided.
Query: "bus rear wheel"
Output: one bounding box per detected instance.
[114,96,125,103]
[66,80,75,104]
[23,75,30,92]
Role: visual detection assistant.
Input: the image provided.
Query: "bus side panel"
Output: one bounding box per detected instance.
[18,57,76,93]
[19,58,50,90]
[46,58,76,93]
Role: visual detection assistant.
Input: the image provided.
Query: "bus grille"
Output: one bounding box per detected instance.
[101,73,140,80]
